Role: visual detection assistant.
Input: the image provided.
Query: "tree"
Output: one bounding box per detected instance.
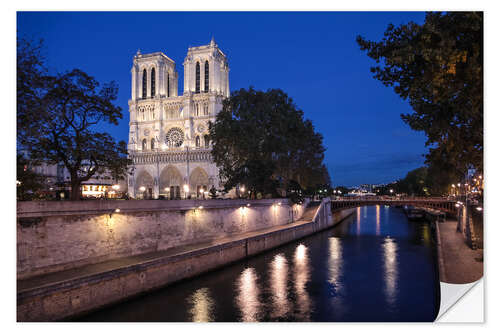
[17,37,48,148]
[357,12,483,184]
[209,87,328,197]
[16,153,45,201]
[19,67,131,200]
[394,167,429,196]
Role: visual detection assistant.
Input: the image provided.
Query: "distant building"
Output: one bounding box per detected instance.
[28,162,127,199]
[127,38,229,199]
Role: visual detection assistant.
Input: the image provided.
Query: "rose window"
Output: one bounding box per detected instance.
[165,127,184,147]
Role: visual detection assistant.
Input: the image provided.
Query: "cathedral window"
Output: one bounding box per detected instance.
[204,61,209,93]
[142,139,147,151]
[142,69,147,99]
[204,135,210,148]
[151,67,156,97]
[151,138,155,150]
[195,136,200,148]
[195,62,200,93]
[204,104,209,115]
[167,73,170,97]
[165,127,184,147]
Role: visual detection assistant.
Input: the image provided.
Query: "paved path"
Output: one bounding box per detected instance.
[18,202,323,294]
[436,219,483,284]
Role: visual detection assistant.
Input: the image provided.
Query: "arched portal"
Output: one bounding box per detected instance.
[190,167,209,198]
[135,170,154,199]
[160,165,183,199]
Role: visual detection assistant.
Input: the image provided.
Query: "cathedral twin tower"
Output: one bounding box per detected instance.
[127,38,229,199]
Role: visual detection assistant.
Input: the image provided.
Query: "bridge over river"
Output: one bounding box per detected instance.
[330,197,458,215]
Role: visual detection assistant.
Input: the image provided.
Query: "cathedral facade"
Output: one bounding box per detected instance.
[127,38,229,199]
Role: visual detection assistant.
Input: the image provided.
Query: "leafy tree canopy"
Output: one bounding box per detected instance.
[357,12,483,182]
[209,87,329,197]
[17,38,131,200]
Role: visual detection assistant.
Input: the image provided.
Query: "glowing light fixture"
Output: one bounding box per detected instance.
[476,207,483,211]
[139,186,146,192]
[112,184,120,190]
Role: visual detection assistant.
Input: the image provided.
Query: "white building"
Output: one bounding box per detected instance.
[127,38,229,199]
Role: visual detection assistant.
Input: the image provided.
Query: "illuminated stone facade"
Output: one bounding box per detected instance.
[127,38,229,199]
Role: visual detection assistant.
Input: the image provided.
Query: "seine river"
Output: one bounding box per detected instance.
[77,205,440,322]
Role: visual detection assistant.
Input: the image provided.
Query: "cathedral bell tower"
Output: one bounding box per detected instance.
[183,37,229,98]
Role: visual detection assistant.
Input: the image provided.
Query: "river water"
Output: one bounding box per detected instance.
[77,205,440,322]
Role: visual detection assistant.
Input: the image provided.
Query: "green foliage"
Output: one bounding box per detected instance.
[17,38,132,200]
[357,12,483,184]
[394,167,429,196]
[209,87,329,197]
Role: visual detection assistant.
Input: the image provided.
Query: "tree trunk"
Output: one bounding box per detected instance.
[70,180,81,200]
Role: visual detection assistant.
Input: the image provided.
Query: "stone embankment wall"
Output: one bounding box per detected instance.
[17,199,307,280]
[17,198,355,321]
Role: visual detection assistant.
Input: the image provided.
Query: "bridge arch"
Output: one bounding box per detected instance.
[330,199,458,215]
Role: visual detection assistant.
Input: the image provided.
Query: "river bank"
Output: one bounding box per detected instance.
[435,218,483,284]
[17,199,354,321]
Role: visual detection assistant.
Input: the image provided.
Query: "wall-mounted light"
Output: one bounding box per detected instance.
[476,207,483,211]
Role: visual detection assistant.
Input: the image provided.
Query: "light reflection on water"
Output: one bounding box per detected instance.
[328,237,345,315]
[188,287,215,322]
[383,237,398,307]
[78,206,439,322]
[356,207,361,235]
[376,205,381,235]
[269,253,291,319]
[235,267,262,322]
[293,244,312,321]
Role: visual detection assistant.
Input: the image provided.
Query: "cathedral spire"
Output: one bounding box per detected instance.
[210,36,216,46]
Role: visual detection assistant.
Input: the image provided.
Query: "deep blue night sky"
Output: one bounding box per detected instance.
[17,11,429,187]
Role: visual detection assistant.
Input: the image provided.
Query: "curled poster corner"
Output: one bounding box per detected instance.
[435,279,483,322]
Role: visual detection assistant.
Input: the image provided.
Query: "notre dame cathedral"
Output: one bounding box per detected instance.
[127,38,229,199]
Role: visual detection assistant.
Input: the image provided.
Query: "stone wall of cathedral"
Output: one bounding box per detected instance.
[127,39,228,199]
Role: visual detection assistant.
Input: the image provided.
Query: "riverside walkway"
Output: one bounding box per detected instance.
[435,217,483,284]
